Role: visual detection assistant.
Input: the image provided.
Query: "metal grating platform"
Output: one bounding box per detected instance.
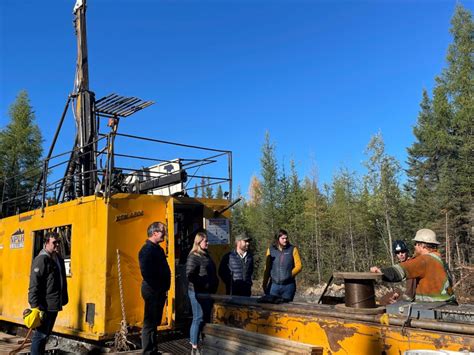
[95,93,154,118]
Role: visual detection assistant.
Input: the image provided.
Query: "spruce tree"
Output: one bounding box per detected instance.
[442,5,474,265]
[260,132,280,236]
[406,90,440,228]
[205,177,213,198]
[364,132,402,263]
[216,185,224,199]
[0,91,43,216]
[406,5,473,269]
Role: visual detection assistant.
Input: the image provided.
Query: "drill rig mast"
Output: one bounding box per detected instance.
[64,0,97,199]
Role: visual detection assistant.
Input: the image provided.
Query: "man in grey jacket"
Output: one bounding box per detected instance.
[28,231,68,355]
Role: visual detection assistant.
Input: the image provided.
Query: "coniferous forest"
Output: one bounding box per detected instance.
[1,5,472,300]
[228,5,473,299]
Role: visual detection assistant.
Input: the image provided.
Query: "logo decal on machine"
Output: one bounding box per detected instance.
[115,210,144,222]
[10,229,25,249]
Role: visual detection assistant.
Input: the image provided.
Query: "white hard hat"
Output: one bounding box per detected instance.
[413,228,439,245]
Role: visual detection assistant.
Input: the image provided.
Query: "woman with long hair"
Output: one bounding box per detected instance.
[262,229,302,302]
[186,231,218,354]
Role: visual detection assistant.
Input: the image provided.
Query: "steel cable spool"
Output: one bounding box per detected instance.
[333,272,382,310]
[344,278,376,308]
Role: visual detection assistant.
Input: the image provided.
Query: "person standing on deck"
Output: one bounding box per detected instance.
[262,229,302,302]
[370,229,456,303]
[218,232,254,296]
[28,231,69,355]
[186,231,219,355]
[138,222,171,355]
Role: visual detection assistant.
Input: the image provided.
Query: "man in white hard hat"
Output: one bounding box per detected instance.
[370,229,456,303]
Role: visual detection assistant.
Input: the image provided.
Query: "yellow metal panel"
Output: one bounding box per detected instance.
[213,303,474,354]
[1,194,233,341]
[104,193,173,337]
[0,219,4,315]
[0,196,108,339]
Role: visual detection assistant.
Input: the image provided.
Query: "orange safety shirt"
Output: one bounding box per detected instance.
[399,252,455,302]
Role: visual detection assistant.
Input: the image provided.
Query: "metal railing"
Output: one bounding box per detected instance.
[0,130,232,218]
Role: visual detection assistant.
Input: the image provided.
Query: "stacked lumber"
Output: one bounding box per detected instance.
[203,324,323,354]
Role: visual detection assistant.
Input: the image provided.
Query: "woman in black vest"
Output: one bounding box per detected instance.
[262,229,302,301]
[186,231,218,355]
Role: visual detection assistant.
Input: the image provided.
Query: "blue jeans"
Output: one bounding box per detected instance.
[188,290,212,346]
[270,282,296,301]
[31,311,58,355]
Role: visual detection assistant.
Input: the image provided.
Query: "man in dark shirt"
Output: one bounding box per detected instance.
[218,233,254,296]
[28,231,68,355]
[138,222,171,355]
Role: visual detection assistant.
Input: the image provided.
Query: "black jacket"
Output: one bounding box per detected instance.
[218,250,253,295]
[186,252,219,294]
[138,240,171,293]
[28,250,68,312]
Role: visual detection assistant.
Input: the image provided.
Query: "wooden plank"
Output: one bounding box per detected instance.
[203,324,323,354]
[204,334,282,355]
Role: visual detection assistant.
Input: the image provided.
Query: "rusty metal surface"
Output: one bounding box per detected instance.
[333,272,381,280]
[211,299,474,355]
[344,279,376,308]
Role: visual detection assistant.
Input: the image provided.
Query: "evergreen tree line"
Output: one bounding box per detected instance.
[231,6,473,296]
[1,5,472,296]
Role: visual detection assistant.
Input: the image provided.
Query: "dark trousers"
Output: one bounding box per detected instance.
[31,311,58,355]
[141,284,167,355]
[229,280,252,297]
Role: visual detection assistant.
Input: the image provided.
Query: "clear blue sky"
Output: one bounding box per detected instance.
[1,0,472,197]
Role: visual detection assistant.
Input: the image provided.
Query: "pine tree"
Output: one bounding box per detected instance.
[364,132,402,263]
[406,90,440,228]
[260,132,280,236]
[0,91,43,216]
[200,177,206,198]
[441,5,474,266]
[231,186,246,235]
[302,174,325,283]
[205,177,213,198]
[216,185,224,199]
[329,168,359,271]
[406,5,473,272]
[287,160,306,248]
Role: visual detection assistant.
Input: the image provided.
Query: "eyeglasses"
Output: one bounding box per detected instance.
[52,241,61,246]
[395,251,406,255]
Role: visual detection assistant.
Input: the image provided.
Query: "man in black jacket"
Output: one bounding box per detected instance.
[218,233,254,296]
[138,222,171,355]
[28,231,68,355]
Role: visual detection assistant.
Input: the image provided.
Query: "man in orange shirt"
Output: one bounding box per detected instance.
[371,229,456,303]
